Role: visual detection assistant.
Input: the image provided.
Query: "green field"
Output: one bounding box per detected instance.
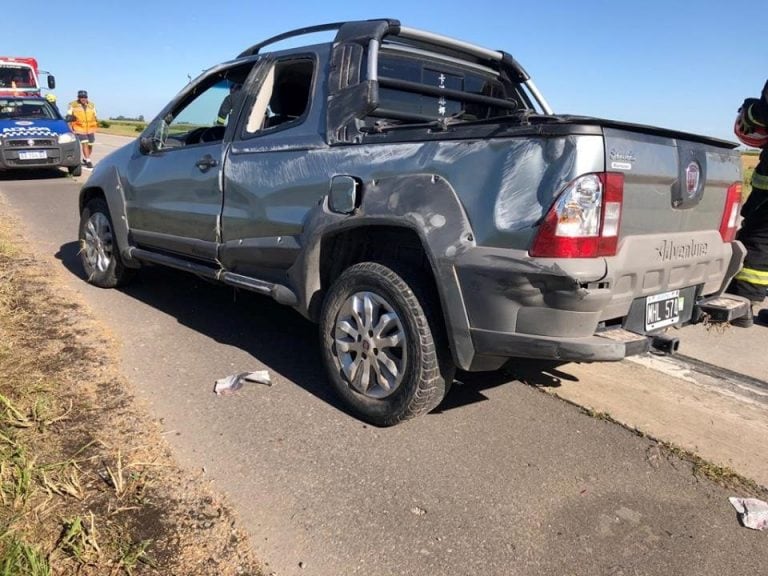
[97,120,210,138]
[96,119,146,137]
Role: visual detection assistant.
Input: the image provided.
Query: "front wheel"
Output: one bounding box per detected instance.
[68,164,82,177]
[320,262,454,426]
[78,198,135,288]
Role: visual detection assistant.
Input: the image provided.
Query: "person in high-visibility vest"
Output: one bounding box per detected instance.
[66,90,98,169]
[729,80,768,327]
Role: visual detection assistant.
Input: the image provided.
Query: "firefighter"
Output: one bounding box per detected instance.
[215,82,242,126]
[66,90,98,169]
[729,79,768,327]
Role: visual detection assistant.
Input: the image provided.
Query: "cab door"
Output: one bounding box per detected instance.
[122,60,259,261]
[220,54,328,280]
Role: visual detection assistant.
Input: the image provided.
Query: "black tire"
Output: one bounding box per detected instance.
[320,262,455,426]
[68,164,82,177]
[78,197,136,288]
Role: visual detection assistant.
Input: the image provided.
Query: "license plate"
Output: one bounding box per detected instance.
[645,290,683,331]
[18,150,47,160]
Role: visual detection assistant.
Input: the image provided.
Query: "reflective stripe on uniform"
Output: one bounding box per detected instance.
[734,267,768,286]
[751,171,768,191]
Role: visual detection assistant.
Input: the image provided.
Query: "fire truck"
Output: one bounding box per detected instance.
[0,57,55,96]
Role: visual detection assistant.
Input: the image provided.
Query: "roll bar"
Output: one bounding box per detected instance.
[236,19,552,115]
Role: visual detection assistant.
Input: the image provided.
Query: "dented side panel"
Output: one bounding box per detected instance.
[223,134,604,253]
[222,134,603,368]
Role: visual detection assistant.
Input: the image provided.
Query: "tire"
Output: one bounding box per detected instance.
[78,197,136,288]
[68,164,82,177]
[320,262,455,426]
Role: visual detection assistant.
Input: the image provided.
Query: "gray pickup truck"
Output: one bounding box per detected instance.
[77,19,749,425]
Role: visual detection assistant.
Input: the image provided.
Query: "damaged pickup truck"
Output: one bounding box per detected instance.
[77,19,749,425]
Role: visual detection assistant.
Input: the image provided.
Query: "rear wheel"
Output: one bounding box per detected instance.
[320,262,454,426]
[78,198,135,288]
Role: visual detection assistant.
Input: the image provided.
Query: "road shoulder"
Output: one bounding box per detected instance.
[516,355,768,489]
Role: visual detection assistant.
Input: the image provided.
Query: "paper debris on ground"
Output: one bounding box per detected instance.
[214,371,272,396]
[729,497,768,531]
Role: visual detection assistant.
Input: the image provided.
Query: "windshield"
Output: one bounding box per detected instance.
[0,99,59,120]
[0,65,37,89]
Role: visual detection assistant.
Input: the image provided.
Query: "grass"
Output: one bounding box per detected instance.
[0,212,263,575]
[97,120,146,137]
[0,534,50,576]
[742,151,759,199]
[97,120,207,138]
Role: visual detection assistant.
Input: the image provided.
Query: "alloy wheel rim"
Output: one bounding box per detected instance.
[83,212,113,273]
[333,291,407,398]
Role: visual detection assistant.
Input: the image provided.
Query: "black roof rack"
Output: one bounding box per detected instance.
[237,19,402,58]
[238,22,346,58]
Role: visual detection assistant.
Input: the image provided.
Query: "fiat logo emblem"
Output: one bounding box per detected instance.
[685,161,701,198]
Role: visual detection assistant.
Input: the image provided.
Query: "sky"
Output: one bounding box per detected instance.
[6,0,765,143]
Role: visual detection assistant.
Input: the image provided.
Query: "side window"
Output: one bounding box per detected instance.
[150,62,253,151]
[373,53,516,123]
[244,58,313,134]
[169,81,230,135]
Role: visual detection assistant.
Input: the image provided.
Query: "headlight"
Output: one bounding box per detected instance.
[58,132,76,144]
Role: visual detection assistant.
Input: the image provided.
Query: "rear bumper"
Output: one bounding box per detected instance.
[471,327,650,362]
[469,293,750,364]
[453,241,749,368]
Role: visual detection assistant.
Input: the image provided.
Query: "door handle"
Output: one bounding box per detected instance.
[195,155,218,172]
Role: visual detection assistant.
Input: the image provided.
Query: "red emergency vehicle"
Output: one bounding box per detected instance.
[0,57,55,96]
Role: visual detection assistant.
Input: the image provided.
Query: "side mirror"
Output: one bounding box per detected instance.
[139,136,155,154]
[47,75,56,89]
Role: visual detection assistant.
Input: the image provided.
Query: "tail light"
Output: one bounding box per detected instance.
[719,182,742,242]
[530,172,624,258]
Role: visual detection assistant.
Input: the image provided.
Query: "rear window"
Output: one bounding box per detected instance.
[373,53,523,123]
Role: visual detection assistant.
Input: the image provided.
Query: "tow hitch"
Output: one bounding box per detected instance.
[651,333,680,354]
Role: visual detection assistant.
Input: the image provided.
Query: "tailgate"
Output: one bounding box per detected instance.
[599,126,742,321]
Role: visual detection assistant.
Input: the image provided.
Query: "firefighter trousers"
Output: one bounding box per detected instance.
[728,157,768,303]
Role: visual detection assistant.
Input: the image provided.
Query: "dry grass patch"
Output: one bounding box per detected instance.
[742,151,759,199]
[0,215,263,575]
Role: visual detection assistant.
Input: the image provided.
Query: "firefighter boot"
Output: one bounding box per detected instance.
[731,304,755,328]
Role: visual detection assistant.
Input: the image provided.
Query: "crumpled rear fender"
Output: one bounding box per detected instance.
[292,173,478,369]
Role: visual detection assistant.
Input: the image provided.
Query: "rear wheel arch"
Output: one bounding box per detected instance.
[312,223,464,367]
[298,174,478,370]
[315,225,443,320]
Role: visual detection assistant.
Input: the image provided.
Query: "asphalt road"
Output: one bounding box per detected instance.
[1,134,766,576]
